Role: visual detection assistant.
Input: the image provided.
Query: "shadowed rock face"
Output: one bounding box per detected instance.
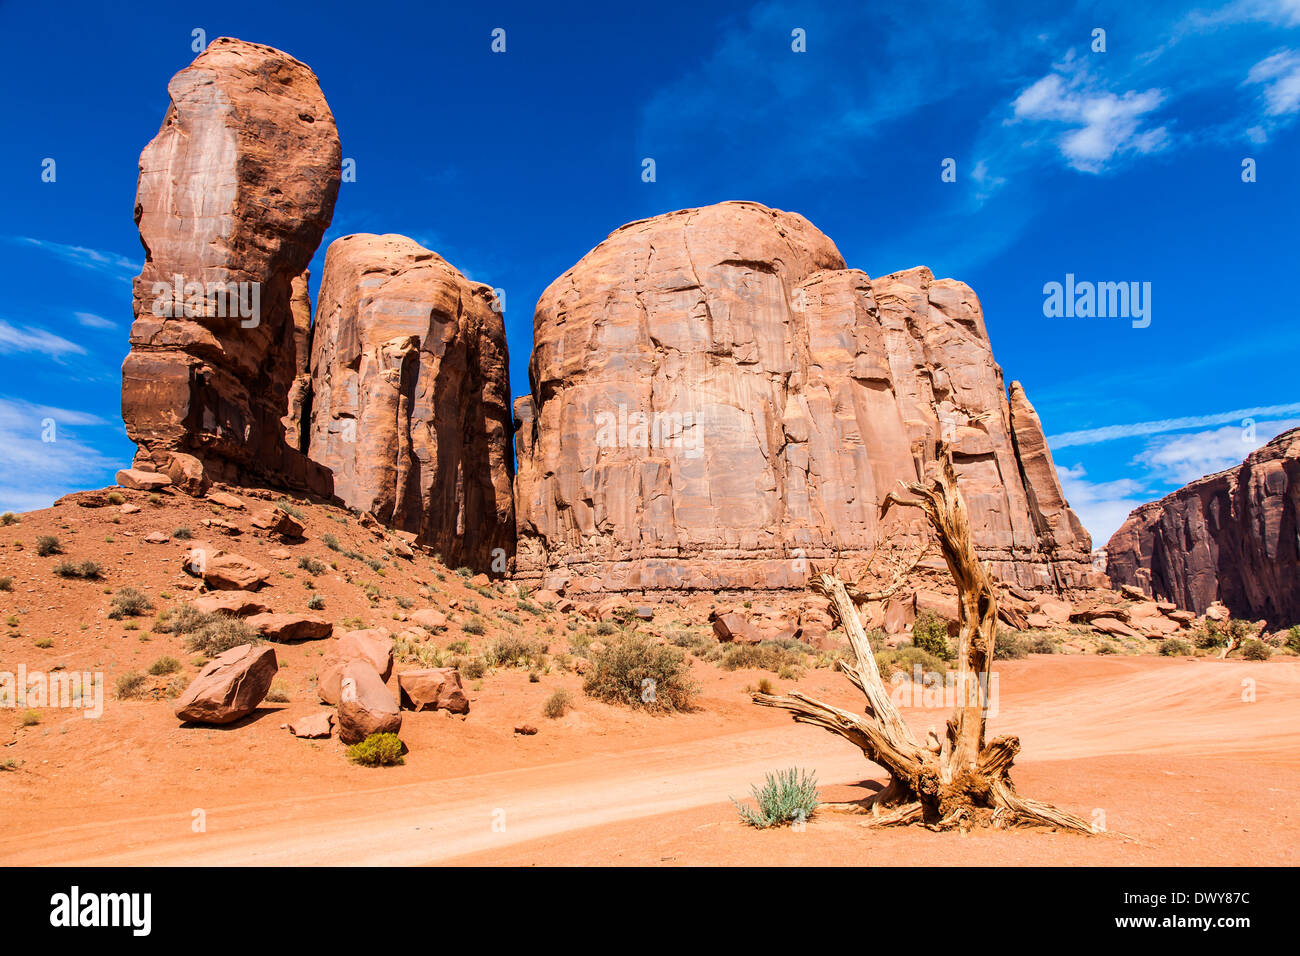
[513,201,1095,595]
[121,37,340,493]
[1106,428,1300,625]
[305,234,514,569]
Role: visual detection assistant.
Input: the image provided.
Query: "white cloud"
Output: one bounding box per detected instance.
[1130,419,1300,484]
[1057,464,1152,546]
[6,237,139,283]
[1010,59,1169,172]
[0,397,119,514]
[1048,401,1300,448]
[0,318,87,358]
[1246,49,1300,115]
[74,311,116,330]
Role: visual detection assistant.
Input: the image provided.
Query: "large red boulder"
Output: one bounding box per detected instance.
[337,661,402,744]
[174,644,278,724]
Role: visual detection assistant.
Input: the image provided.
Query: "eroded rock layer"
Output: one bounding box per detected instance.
[121,37,340,493]
[513,201,1095,595]
[1106,428,1299,625]
[306,234,514,570]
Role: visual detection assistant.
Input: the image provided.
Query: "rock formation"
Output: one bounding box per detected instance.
[513,201,1095,596]
[304,233,514,569]
[1106,427,1299,626]
[121,37,340,494]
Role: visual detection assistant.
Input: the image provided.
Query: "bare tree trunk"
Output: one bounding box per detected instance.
[753,440,1093,833]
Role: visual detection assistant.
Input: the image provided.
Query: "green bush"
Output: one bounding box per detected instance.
[484,634,548,668]
[307,594,325,610]
[1286,625,1300,654]
[720,642,804,673]
[874,646,947,680]
[1241,639,1272,661]
[0,512,17,525]
[455,567,472,577]
[582,633,697,712]
[108,587,153,620]
[462,617,486,636]
[35,535,61,557]
[1029,633,1058,654]
[911,611,953,661]
[53,559,101,579]
[733,767,819,828]
[543,688,574,719]
[298,556,326,576]
[172,527,192,540]
[148,656,182,676]
[994,629,1031,660]
[347,732,405,766]
[460,657,486,679]
[1159,638,1193,656]
[322,533,341,551]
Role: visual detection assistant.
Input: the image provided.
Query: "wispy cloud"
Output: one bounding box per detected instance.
[74,311,116,330]
[6,236,139,283]
[1058,464,1152,547]
[0,318,87,359]
[1048,402,1300,448]
[1130,418,1300,484]
[0,397,118,513]
[1245,48,1300,119]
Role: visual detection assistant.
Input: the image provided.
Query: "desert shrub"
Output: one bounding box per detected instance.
[461,617,486,636]
[20,709,41,727]
[1159,637,1193,656]
[307,594,325,610]
[594,620,617,636]
[446,639,470,655]
[755,676,774,695]
[147,656,182,676]
[496,610,523,626]
[1095,641,1119,655]
[186,616,258,657]
[265,680,291,703]
[665,629,714,655]
[720,642,803,673]
[115,672,148,700]
[322,533,341,551]
[911,611,953,661]
[874,646,948,680]
[172,527,192,540]
[108,587,153,620]
[298,556,326,576]
[582,633,697,712]
[455,566,472,577]
[1029,633,1058,654]
[53,559,101,579]
[484,634,548,668]
[35,535,61,556]
[1241,639,1272,661]
[1286,625,1300,654]
[347,732,405,767]
[0,577,12,592]
[275,498,305,520]
[34,638,53,648]
[994,629,1032,660]
[516,599,543,617]
[0,512,17,525]
[543,688,574,718]
[394,595,413,609]
[733,767,819,828]
[460,657,486,679]
[106,491,125,505]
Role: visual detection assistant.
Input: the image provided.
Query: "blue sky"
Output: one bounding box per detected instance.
[1,0,1297,546]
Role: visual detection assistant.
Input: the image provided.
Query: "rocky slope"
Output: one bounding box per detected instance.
[1106,427,1300,626]
[513,201,1096,596]
[303,234,514,569]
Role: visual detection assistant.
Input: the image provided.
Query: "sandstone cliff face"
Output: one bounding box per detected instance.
[121,37,340,493]
[306,234,514,569]
[513,201,1094,595]
[1106,428,1300,625]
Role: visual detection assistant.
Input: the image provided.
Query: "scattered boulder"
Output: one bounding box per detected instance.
[514,724,538,736]
[183,548,270,591]
[174,644,278,724]
[251,506,305,539]
[1205,602,1231,623]
[1089,617,1141,640]
[711,611,763,645]
[317,629,395,704]
[1037,598,1073,626]
[119,503,142,515]
[410,608,448,630]
[190,591,270,617]
[397,668,469,714]
[246,612,332,642]
[143,532,170,544]
[116,468,173,491]
[289,710,333,739]
[206,491,246,511]
[337,660,402,744]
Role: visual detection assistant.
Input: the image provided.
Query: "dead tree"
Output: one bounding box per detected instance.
[753,441,1093,832]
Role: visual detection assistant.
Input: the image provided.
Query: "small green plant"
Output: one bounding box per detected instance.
[732,767,819,828]
[20,709,41,727]
[186,616,258,657]
[115,673,148,700]
[543,688,574,718]
[462,617,486,636]
[1241,639,1272,661]
[1028,633,1058,654]
[446,639,471,655]
[322,533,341,552]
[173,527,192,540]
[35,535,61,557]
[265,680,291,703]
[307,594,325,610]
[455,566,472,577]
[1159,637,1193,657]
[108,587,154,620]
[0,512,17,525]
[1287,625,1300,654]
[106,492,125,505]
[298,556,326,575]
[394,595,413,609]
[874,646,948,680]
[910,611,952,661]
[994,629,1031,660]
[33,637,53,649]
[148,656,182,676]
[346,732,405,767]
[275,498,306,520]
[460,657,487,679]
[53,559,101,579]
[484,634,548,669]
